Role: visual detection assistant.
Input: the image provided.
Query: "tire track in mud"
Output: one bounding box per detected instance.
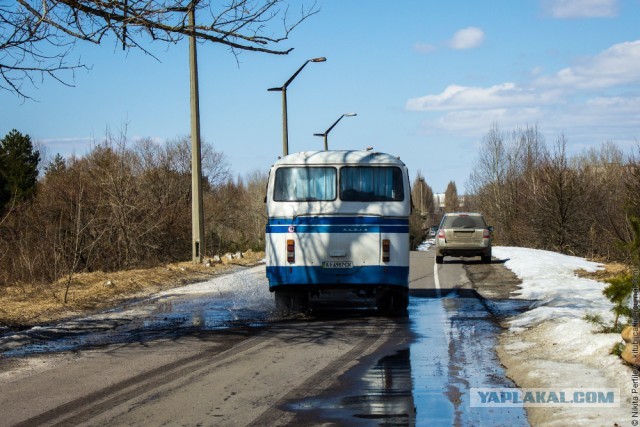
[246,318,399,426]
[14,317,399,427]
[14,329,268,427]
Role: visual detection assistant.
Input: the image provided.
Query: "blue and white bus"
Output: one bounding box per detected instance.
[265,150,411,314]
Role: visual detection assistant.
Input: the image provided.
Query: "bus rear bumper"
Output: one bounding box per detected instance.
[266,265,409,290]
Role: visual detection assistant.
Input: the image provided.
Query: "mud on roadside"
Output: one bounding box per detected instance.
[0,251,265,330]
[463,260,533,328]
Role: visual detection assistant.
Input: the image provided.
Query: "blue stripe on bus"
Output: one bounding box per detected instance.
[267,217,408,226]
[266,225,409,233]
[266,265,409,288]
[266,217,409,234]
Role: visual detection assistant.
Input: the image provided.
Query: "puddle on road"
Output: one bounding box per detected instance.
[411,293,528,426]
[287,348,416,427]
[290,293,529,426]
[0,267,275,358]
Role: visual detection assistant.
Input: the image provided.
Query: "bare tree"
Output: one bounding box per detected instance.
[626,142,640,219]
[242,169,269,250]
[409,172,435,247]
[56,183,103,303]
[535,134,587,254]
[164,135,231,187]
[468,122,508,227]
[2,1,318,98]
[411,171,434,217]
[468,123,547,246]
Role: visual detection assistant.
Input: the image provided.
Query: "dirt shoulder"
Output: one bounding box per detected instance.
[0,251,265,329]
[464,260,523,300]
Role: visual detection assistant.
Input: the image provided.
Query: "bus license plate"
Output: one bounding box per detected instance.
[323,261,353,269]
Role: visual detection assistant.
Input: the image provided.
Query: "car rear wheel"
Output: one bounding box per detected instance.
[436,256,444,264]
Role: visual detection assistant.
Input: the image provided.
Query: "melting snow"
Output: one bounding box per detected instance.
[492,246,631,426]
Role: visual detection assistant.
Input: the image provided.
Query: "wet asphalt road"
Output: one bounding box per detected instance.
[0,252,529,426]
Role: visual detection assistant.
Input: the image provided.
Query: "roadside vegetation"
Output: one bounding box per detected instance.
[412,122,640,339]
[0,128,268,326]
[2,122,639,330]
[466,124,640,342]
[465,123,639,264]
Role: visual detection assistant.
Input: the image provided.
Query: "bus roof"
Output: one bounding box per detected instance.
[272,150,406,167]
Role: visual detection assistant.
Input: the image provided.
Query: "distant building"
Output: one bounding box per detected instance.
[434,193,445,214]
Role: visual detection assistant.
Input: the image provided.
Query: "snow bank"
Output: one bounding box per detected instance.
[492,246,612,330]
[493,246,631,426]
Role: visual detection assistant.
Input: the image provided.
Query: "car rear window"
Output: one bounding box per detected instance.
[442,215,486,229]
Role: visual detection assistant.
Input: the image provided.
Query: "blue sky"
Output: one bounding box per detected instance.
[2,0,639,192]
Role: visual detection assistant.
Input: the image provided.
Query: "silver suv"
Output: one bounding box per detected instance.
[435,212,493,264]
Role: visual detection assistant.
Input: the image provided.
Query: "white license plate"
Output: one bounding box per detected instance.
[322,261,353,269]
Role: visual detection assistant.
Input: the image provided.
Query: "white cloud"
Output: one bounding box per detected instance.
[420,108,545,137]
[406,83,561,111]
[407,40,640,113]
[414,42,437,54]
[542,0,618,18]
[448,27,485,50]
[406,39,640,150]
[534,40,640,89]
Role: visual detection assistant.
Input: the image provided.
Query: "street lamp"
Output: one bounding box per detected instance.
[314,113,357,151]
[268,57,326,156]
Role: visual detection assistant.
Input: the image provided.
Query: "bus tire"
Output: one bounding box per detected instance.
[392,289,409,314]
[274,290,290,316]
[376,289,393,314]
[377,288,408,316]
[274,290,309,316]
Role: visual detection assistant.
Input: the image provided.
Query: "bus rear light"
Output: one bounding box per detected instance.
[287,239,295,263]
[382,239,390,262]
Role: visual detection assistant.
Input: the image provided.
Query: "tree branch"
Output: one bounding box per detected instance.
[1,0,318,98]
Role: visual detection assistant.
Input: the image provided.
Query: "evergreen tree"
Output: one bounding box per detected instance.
[45,153,67,177]
[602,216,640,330]
[444,181,460,213]
[0,129,40,211]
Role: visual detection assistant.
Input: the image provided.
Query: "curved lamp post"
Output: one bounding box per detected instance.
[314,113,357,151]
[268,57,326,156]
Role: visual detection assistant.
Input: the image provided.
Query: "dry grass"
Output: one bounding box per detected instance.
[0,250,265,328]
[576,261,631,282]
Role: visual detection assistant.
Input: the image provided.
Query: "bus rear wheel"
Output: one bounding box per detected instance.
[274,290,309,317]
[376,288,408,316]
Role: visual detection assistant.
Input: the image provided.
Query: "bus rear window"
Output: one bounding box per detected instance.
[273,167,337,201]
[340,167,404,202]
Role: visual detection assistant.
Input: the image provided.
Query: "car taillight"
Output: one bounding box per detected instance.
[382,239,390,262]
[483,229,491,238]
[437,229,445,239]
[287,239,295,263]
